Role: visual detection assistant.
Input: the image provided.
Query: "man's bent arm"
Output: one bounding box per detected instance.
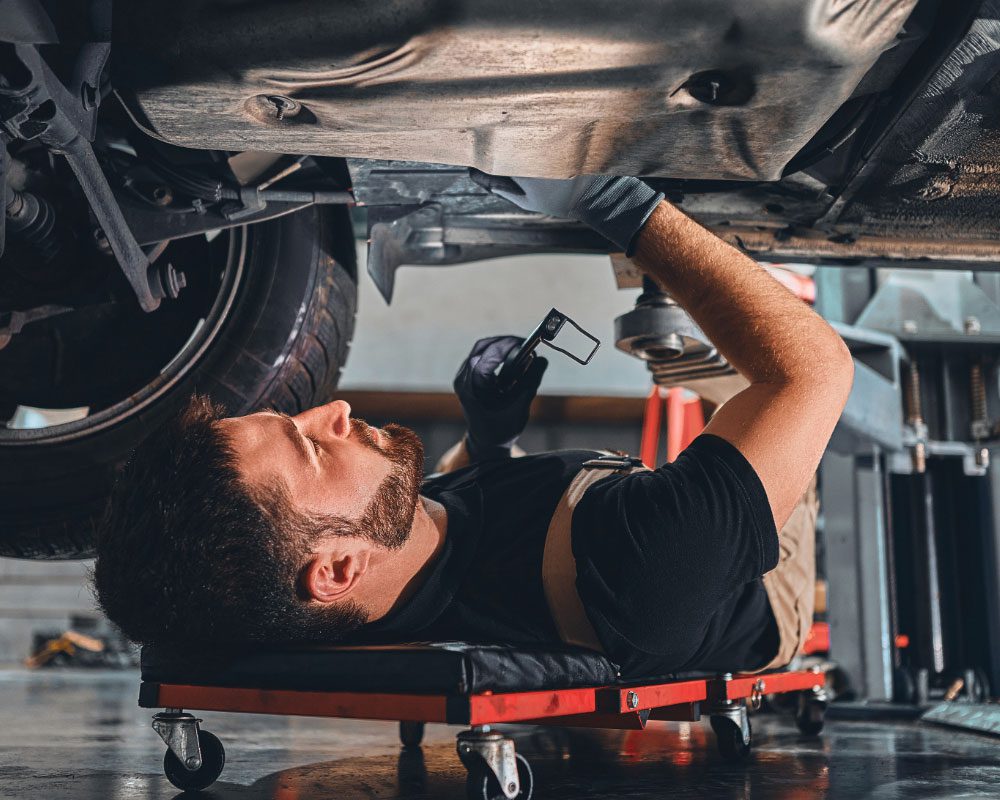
[630,202,854,531]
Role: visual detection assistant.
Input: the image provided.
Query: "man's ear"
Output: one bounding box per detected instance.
[302,543,371,604]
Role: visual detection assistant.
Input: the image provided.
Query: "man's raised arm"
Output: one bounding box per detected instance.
[629,203,853,530]
[470,170,853,531]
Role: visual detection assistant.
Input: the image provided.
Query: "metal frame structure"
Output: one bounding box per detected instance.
[815,267,999,709]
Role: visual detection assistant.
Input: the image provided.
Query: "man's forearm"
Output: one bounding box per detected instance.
[631,202,850,389]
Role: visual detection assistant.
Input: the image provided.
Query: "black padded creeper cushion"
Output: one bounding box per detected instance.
[140,641,621,695]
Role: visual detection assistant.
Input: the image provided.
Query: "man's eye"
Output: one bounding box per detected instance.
[306,436,321,454]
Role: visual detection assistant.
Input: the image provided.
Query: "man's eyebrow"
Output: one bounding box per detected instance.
[261,410,315,462]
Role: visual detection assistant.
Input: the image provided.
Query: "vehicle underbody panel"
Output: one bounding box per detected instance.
[832,7,1000,243]
[111,0,1000,280]
[114,0,919,182]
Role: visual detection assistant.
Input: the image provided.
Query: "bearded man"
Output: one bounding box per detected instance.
[94,172,851,677]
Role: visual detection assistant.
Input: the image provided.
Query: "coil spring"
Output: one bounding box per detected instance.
[970,363,988,426]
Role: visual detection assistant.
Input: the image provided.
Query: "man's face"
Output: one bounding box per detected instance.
[220,400,424,548]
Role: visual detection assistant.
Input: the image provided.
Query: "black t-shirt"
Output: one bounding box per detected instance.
[358,435,780,677]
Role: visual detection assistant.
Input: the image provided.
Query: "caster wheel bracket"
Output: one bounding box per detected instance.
[152,710,203,772]
[811,685,832,705]
[457,728,521,799]
[710,702,750,746]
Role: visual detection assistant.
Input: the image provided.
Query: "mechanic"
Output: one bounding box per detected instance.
[93,173,853,676]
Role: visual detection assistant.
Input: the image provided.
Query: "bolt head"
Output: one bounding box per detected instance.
[964,316,981,335]
[627,691,639,709]
[151,186,173,206]
[184,756,200,769]
[265,95,299,120]
[92,227,111,253]
[902,320,918,335]
[162,264,186,299]
[508,783,517,793]
[247,94,303,123]
[681,69,754,106]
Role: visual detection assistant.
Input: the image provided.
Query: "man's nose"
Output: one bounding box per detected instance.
[295,399,352,440]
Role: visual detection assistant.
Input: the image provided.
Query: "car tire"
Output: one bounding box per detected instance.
[0,206,357,559]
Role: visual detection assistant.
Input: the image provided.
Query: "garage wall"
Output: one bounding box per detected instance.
[340,245,650,396]
[0,558,98,665]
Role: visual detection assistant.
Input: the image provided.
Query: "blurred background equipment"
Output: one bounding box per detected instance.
[25,616,138,669]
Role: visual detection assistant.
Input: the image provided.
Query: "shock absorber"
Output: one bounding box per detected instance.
[5,188,59,263]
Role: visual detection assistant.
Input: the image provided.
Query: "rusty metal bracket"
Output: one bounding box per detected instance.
[151,710,203,772]
[456,727,520,800]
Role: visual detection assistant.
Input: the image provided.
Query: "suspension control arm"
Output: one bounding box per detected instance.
[0,42,161,311]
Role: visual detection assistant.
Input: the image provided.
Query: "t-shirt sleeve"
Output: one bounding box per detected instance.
[572,433,779,662]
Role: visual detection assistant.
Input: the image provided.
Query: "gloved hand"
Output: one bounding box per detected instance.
[469,169,664,255]
[454,335,548,461]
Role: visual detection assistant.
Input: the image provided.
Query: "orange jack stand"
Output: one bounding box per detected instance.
[640,386,706,467]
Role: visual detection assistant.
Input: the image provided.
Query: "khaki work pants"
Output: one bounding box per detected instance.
[756,476,819,671]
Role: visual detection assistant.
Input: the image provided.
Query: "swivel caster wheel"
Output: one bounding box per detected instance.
[400,720,426,748]
[711,714,752,762]
[465,752,533,800]
[795,693,827,736]
[163,730,226,791]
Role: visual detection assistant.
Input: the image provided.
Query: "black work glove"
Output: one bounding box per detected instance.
[469,170,664,256]
[454,335,548,461]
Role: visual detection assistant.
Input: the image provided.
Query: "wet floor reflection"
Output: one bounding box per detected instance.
[159,719,999,800]
[2,670,999,799]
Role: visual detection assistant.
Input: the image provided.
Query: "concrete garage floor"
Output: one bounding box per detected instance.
[2,669,999,799]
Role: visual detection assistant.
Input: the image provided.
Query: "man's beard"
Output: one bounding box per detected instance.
[351,419,424,550]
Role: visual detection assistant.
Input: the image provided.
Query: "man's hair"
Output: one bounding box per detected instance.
[93,395,365,646]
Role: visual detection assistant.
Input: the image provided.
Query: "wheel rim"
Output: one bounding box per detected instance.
[0,228,246,445]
